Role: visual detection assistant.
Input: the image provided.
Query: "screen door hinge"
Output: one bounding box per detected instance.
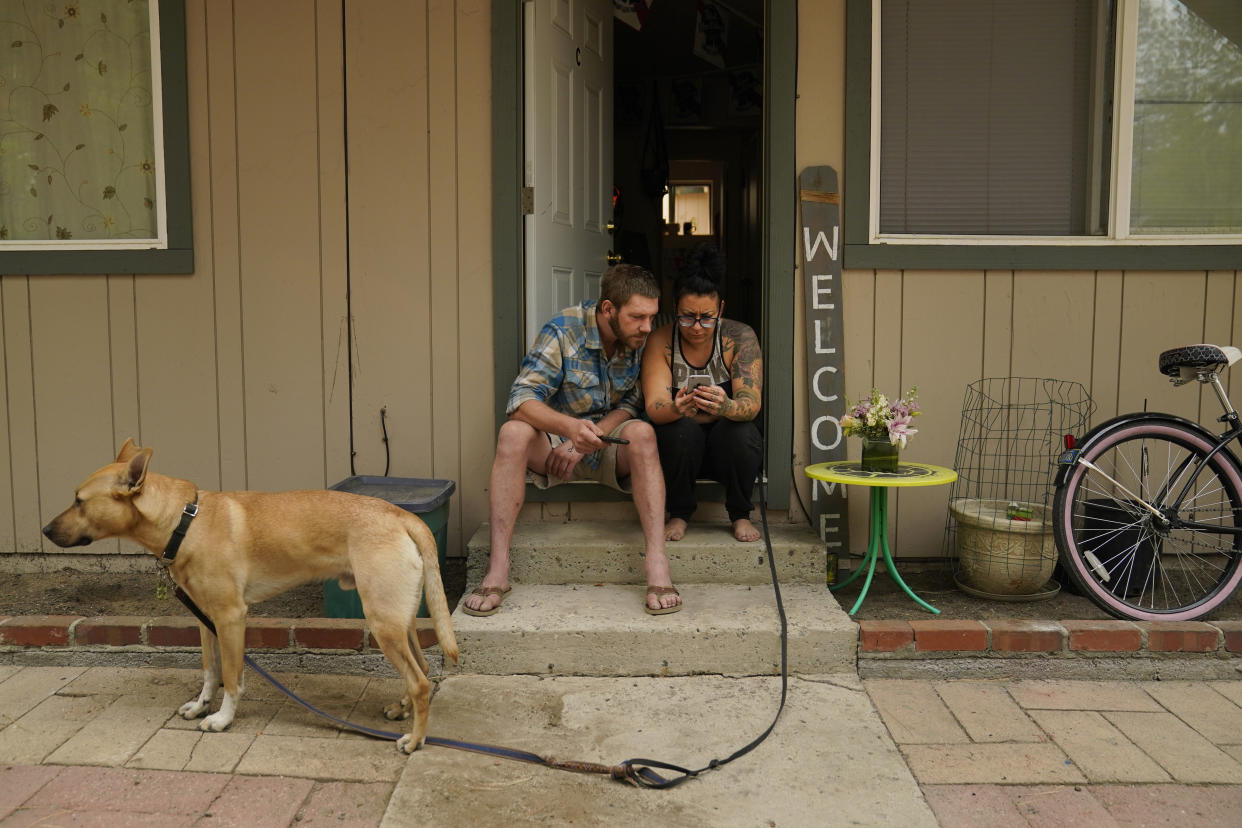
[521,187,534,215]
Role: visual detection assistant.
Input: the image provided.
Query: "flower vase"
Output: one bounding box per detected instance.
[861,437,899,472]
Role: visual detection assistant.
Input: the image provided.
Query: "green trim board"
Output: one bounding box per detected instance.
[842,0,1240,272]
[490,1,796,510]
[0,0,194,276]
[762,0,795,510]
[491,0,523,434]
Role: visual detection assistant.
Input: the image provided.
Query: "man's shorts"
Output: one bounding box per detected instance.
[526,420,643,494]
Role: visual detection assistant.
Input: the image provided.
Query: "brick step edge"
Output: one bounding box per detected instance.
[861,619,1242,659]
[0,615,439,652]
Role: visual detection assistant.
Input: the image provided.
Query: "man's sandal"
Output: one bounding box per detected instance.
[462,586,511,617]
[645,585,682,616]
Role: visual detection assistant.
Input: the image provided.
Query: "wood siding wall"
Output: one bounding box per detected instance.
[2,0,1236,572]
[800,269,1242,561]
[0,0,493,563]
[791,3,1242,560]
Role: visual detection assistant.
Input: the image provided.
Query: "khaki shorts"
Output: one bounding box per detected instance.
[526,420,641,494]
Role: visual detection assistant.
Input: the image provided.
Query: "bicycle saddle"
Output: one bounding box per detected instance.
[1158,344,1242,381]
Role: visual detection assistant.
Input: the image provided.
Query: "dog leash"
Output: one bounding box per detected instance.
[169,477,788,789]
[615,481,790,789]
[171,586,662,785]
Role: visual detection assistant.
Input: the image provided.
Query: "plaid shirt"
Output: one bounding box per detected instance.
[507,301,644,469]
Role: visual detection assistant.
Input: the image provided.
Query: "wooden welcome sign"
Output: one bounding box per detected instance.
[799,165,849,563]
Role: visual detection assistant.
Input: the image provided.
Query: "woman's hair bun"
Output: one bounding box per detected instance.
[681,242,726,287]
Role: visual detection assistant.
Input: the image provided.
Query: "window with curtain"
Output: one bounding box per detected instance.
[0,0,190,273]
[879,0,1095,236]
[870,0,1241,244]
[1,0,161,248]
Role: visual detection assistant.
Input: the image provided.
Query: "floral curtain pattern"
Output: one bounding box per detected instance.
[1,0,159,244]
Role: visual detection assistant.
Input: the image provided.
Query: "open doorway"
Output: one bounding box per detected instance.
[612,2,765,336]
[493,0,795,508]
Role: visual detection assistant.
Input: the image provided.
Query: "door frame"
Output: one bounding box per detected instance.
[491,0,795,509]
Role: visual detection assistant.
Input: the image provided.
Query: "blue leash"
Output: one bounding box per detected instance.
[172,586,665,785]
[171,481,787,789]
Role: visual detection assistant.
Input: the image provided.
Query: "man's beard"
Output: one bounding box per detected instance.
[608,313,628,346]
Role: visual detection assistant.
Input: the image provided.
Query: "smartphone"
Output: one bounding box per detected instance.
[684,374,713,392]
[598,435,630,445]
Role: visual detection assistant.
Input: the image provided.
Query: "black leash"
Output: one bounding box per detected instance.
[617,479,788,788]
[169,479,789,789]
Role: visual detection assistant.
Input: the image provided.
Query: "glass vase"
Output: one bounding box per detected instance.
[860,436,899,472]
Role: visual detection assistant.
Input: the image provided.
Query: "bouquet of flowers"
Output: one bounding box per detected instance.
[840,387,921,448]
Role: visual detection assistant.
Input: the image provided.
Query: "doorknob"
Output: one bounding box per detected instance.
[605,221,616,233]
[607,251,622,264]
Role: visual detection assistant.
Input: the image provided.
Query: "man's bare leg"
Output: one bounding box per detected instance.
[463,421,547,614]
[620,422,681,611]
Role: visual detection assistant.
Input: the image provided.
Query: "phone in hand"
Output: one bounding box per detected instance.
[597,434,630,445]
[684,373,713,392]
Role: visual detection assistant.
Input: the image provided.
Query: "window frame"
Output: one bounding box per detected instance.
[0,0,192,275]
[843,0,1241,270]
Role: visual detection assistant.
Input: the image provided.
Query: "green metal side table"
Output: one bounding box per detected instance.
[805,460,957,615]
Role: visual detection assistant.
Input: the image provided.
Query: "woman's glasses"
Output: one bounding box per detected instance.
[677,314,718,329]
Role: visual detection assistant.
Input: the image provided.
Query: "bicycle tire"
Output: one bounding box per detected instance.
[1054,417,1242,621]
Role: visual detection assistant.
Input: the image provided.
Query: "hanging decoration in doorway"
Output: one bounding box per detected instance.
[640,83,669,198]
[693,0,728,69]
[615,0,654,32]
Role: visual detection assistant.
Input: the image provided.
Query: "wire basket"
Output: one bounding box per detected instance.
[943,378,1095,597]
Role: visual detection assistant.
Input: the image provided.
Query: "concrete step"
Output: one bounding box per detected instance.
[466,521,827,586]
[449,582,857,676]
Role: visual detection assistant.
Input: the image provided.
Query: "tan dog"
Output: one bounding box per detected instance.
[42,439,458,753]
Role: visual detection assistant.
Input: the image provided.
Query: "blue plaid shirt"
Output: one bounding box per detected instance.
[507,301,644,469]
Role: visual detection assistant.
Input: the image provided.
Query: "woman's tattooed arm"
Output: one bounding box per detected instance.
[720,319,763,421]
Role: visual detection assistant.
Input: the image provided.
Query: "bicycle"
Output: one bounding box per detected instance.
[1053,343,1242,621]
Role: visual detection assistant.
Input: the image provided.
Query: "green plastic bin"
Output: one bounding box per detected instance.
[323,475,455,619]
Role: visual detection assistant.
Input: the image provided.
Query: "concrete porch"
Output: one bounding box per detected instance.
[450,520,858,676]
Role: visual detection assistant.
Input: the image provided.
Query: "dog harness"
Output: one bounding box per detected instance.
[160,493,199,564]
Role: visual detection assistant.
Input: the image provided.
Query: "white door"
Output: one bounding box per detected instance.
[524,0,614,344]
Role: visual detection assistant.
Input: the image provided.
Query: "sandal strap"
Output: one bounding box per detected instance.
[646,586,680,596]
[470,586,511,598]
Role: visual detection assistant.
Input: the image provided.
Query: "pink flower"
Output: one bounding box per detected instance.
[887,415,918,448]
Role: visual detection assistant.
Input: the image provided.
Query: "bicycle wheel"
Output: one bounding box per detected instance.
[1054,417,1242,621]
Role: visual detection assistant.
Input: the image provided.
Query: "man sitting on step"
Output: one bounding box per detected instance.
[462,263,682,617]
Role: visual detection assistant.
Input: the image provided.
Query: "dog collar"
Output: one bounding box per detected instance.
[160,494,200,564]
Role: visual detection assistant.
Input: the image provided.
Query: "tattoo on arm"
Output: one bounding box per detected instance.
[722,321,763,421]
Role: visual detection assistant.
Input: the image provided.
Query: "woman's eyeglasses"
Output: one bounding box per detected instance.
[677,314,718,329]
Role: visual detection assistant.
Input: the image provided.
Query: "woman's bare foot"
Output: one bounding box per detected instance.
[732,518,761,542]
[664,517,688,541]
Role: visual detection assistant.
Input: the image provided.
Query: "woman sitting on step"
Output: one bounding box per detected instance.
[641,243,764,543]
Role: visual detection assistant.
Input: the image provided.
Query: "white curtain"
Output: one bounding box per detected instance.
[0,0,158,243]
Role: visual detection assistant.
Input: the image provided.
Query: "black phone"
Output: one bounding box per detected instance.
[598,435,630,445]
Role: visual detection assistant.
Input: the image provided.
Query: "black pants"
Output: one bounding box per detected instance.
[654,417,763,522]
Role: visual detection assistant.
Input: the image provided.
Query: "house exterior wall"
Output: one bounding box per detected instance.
[1,0,1236,571]
[794,3,1240,560]
[0,0,493,565]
